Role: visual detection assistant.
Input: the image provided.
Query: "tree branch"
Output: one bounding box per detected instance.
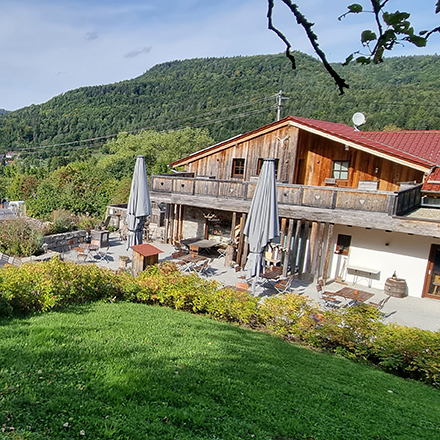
[268,0,349,94]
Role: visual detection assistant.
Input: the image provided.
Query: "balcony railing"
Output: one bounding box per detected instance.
[150,175,422,216]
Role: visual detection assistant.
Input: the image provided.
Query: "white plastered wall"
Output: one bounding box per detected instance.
[329,225,440,298]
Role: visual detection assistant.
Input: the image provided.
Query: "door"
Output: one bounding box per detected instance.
[423,244,440,299]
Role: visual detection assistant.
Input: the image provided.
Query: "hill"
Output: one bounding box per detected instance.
[0,52,439,155]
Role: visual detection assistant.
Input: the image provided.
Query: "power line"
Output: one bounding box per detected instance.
[9,94,279,154]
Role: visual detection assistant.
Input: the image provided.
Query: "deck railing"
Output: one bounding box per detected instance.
[150,175,421,215]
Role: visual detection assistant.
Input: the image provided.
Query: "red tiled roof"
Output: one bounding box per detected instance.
[131,243,163,257]
[288,116,437,168]
[422,167,440,192]
[171,115,439,171]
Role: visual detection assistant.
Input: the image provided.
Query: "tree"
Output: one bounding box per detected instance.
[268,0,440,93]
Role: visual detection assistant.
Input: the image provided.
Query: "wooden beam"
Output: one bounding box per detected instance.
[236,213,247,267]
[305,221,319,282]
[282,218,294,278]
[314,222,326,280]
[323,223,335,283]
[290,219,302,276]
[230,212,237,243]
[298,220,310,280]
[280,218,287,247]
[164,204,170,243]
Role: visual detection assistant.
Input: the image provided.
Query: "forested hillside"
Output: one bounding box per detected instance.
[0,52,439,156]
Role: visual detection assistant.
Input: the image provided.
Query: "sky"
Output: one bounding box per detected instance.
[0,0,438,111]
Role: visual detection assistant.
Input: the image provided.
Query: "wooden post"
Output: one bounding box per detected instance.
[282,218,294,278]
[305,221,318,282]
[298,220,310,280]
[169,204,175,244]
[230,212,237,244]
[290,219,302,277]
[241,241,249,269]
[280,218,287,247]
[236,213,247,267]
[164,204,170,243]
[314,222,326,280]
[323,223,335,283]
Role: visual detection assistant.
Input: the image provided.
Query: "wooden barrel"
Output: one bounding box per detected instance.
[384,277,407,298]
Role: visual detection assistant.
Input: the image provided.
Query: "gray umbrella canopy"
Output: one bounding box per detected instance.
[126,155,152,250]
[243,158,280,294]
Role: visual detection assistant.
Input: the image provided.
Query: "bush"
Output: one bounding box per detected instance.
[0,218,43,257]
[370,324,440,387]
[0,259,439,389]
[316,304,384,359]
[258,293,320,340]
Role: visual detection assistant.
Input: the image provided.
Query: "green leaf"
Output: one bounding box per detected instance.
[361,30,377,44]
[342,54,354,66]
[383,11,411,27]
[348,4,363,13]
[406,35,427,47]
[355,56,371,65]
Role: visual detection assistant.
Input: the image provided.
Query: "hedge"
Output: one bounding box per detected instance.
[0,259,439,388]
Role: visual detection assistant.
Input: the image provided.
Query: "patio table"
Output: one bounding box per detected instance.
[334,287,374,304]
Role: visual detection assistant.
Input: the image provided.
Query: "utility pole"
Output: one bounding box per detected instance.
[276,90,289,121]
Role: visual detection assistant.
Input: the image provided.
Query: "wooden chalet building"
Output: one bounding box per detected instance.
[149,116,440,300]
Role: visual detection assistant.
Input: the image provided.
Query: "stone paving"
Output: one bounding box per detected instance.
[61,232,440,332]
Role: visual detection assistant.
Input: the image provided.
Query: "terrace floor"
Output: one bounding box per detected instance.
[61,232,440,333]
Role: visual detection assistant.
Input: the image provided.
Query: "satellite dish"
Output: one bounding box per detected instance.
[352,112,366,129]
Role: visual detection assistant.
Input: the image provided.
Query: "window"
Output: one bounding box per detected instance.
[335,234,351,256]
[232,158,245,179]
[257,158,279,177]
[332,161,349,180]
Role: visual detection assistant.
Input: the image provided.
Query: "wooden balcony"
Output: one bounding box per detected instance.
[149,175,432,236]
[152,175,421,213]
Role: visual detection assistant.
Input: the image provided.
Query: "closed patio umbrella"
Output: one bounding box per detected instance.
[243,158,280,295]
[126,155,152,250]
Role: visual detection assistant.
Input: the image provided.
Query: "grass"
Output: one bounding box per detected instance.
[0,302,439,440]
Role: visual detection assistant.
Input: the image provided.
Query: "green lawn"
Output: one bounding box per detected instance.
[0,302,439,440]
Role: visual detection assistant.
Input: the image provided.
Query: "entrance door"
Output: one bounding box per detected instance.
[423,244,440,299]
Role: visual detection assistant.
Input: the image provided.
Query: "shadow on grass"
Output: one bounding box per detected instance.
[0,302,439,440]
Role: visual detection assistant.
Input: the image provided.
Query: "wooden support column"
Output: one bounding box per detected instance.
[236,213,247,267]
[164,204,170,243]
[178,205,185,243]
[280,218,287,247]
[169,204,175,244]
[298,220,310,281]
[323,223,335,284]
[314,222,326,281]
[230,212,237,244]
[241,241,249,269]
[290,219,302,276]
[305,221,319,282]
[282,218,294,278]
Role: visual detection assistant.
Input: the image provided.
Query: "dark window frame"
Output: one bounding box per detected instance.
[232,158,245,179]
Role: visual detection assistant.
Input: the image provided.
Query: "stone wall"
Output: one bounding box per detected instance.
[42,230,87,253]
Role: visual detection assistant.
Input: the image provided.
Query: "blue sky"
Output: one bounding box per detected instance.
[0,0,438,110]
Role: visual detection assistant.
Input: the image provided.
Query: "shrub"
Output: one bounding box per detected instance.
[258,293,320,340]
[0,218,43,257]
[315,304,384,359]
[371,324,440,387]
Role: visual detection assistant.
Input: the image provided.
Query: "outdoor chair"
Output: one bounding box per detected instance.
[273,276,295,294]
[367,295,391,310]
[76,247,88,263]
[316,282,344,310]
[97,247,110,263]
[193,258,214,278]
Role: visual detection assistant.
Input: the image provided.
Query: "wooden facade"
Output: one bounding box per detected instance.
[149,116,440,292]
[179,122,425,192]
